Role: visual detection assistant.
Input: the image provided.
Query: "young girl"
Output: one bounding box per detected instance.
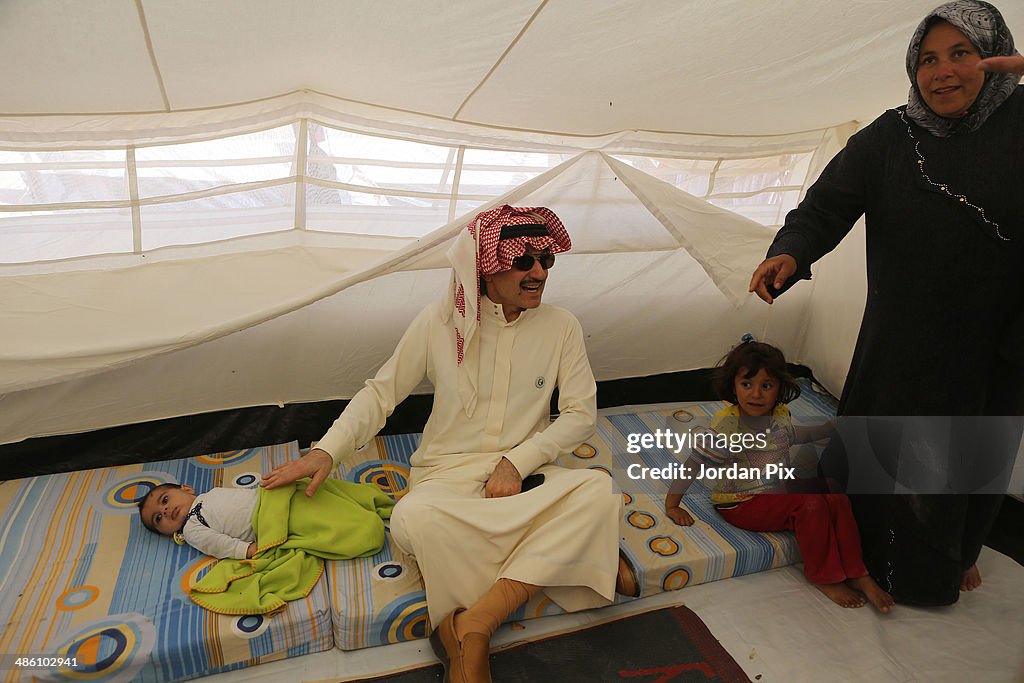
[665,340,893,613]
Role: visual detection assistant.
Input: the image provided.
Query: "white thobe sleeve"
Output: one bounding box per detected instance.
[316,307,432,467]
[504,316,597,476]
[183,523,251,560]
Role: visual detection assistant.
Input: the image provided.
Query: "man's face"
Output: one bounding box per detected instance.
[482,248,553,315]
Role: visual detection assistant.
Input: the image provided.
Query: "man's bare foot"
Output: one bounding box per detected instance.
[814,581,866,608]
[960,564,982,591]
[847,575,894,613]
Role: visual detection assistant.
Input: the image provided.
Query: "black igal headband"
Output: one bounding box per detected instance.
[499,224,549,240]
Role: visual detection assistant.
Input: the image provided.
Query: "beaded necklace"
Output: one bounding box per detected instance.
[897,108,1010,242]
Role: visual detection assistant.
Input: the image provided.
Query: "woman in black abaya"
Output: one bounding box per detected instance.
[749,0,1024,605]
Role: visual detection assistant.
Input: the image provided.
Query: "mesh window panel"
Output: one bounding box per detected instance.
[140,184,295,250]
[0,207,134,263]
[135,125,297,198]
[0,149,126,205]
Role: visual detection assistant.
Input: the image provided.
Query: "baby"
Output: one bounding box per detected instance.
[139,483,261,559]
[138,478,395,561]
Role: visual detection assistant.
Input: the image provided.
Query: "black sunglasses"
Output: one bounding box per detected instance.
[511,253,555,271]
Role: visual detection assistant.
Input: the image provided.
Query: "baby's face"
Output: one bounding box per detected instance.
[141,485,197,536]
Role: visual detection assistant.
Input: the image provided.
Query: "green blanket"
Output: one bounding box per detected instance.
[189,479,395,614]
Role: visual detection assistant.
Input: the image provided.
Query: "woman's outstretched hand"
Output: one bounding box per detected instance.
[749,254,798,304]
[978,55,1024,75]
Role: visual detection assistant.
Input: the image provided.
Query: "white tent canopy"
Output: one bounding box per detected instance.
[2,0,1020,446]
[4,0,1009,135]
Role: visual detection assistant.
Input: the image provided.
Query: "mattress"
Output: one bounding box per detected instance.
[327,377,838,650]
[0,442,333,683]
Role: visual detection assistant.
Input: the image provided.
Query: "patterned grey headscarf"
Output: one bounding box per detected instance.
[906,1,1021,137]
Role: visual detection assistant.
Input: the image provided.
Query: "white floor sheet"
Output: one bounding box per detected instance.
[202,546,1024,682]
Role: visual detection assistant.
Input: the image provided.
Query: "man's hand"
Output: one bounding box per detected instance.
[485,457,523,498]
[748,254,798,304]
[246,542,258,559]
[262,448,333,497]
[665,506,695,526]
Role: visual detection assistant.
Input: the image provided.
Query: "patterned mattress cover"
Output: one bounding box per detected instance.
[0,442,333,683]
[328,377,839,650]
[0,378,839,679]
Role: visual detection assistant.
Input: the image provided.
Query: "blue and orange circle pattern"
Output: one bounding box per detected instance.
[573,443,597,459]
[648,536,680,557]
[172,556,218,605]
[57,585,100,611]
[348,460,409,498]
[94,472,174,514]
[51,613,155,681]
[626,511,656,530]
[378,593,428,644]
[192,448,259,468]
[662,567,691,591]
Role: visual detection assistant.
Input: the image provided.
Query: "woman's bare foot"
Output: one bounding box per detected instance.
[814,582,866,608]
[847,575,894,613]
[960,564,982,591]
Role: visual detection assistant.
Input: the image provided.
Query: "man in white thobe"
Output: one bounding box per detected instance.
[263,205,625,683]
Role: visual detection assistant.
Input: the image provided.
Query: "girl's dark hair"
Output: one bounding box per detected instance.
[712,340,801,405]
[136,482,182,534]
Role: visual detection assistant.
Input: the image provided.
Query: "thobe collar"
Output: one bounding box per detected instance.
[481,295,534,326]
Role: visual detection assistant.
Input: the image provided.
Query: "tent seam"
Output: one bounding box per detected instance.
[295,119,308,230]
[126,146,142,252]
[134,0,171,112]
[451,0,551,121]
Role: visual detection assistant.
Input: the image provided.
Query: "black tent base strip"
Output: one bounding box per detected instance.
[2,366,810,479]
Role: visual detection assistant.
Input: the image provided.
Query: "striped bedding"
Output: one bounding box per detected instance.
[328,377,839,650]
[0,442,333,683]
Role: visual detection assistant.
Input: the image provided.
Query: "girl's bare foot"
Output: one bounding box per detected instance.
[847,575,894,613]
[814,582,866,608]
[960,564,982,591]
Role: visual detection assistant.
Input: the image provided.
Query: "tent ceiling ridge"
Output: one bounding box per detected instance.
[0,91,852,154]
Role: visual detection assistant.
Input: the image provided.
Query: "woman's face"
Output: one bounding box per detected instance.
[916,21,985,118]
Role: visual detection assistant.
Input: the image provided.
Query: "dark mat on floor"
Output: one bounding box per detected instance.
[360,605,751,682]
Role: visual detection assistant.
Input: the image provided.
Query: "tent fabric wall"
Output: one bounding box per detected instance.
[14,0,1001,448]
[0,92,851,445]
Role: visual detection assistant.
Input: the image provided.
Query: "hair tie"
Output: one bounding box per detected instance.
[740,333,755,344]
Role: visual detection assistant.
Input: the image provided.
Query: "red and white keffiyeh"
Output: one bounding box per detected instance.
[444,204,571,416]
